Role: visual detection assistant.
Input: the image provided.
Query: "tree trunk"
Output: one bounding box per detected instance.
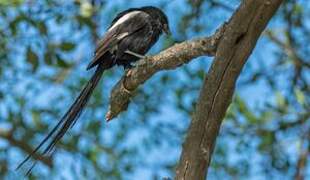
[175,0,283,179]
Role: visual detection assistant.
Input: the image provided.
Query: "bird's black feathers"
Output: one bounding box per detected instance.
[16,6,170,174]
[87,11,151,70]
[87,6,170,70]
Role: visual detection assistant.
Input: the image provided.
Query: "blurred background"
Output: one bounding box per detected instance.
[0,0,309,179]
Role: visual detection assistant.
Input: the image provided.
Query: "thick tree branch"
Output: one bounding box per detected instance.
[175,0,283,179]
[106,25,226,120]
[0,129,53,168]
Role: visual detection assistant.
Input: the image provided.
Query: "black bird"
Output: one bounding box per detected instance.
[16,6,170,174]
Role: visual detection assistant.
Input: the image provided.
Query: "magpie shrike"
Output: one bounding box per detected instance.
[17,6,170,174]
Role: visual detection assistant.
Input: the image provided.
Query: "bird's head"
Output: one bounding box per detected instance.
[140,6,171,35]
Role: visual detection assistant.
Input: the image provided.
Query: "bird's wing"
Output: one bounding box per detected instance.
[109,7,140,28]
[86,11,150,70]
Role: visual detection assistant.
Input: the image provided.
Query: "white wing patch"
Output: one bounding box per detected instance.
[109,11,142,31]
[117,32,129,40]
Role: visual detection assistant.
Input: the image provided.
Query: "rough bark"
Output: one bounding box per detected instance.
[175,0,283,179]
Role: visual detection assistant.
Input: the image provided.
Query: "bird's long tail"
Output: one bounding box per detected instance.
[16,62,107,174]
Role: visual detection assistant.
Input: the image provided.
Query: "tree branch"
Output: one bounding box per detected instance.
[106,25,226,121]
[294,133,309,180]
[175,0,283,179]
[0,129,53,168]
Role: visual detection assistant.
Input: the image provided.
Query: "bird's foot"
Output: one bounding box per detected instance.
[134,59,148,66]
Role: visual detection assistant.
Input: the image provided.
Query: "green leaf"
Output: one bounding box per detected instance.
[275,91,285,107]
[80,2,93,18]
[44,51,54,65]
[261,111,273,122]
[258,131,274,151]
[56,55,70,68]
[31,110,42,128]
[37,21,47,35]
[9,15,26,36]
[76,15,94,28]
[236,97,257,123]
[293,4,303,14]
[294,88,305,105]
[0,0,24,6]
[26,47,39,71]
[59,42,75,51]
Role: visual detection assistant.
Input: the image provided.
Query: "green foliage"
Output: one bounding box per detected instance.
[294,88,305,105]
[26,47,39,72]
[0,0,24,6]
[59,42,76,52]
